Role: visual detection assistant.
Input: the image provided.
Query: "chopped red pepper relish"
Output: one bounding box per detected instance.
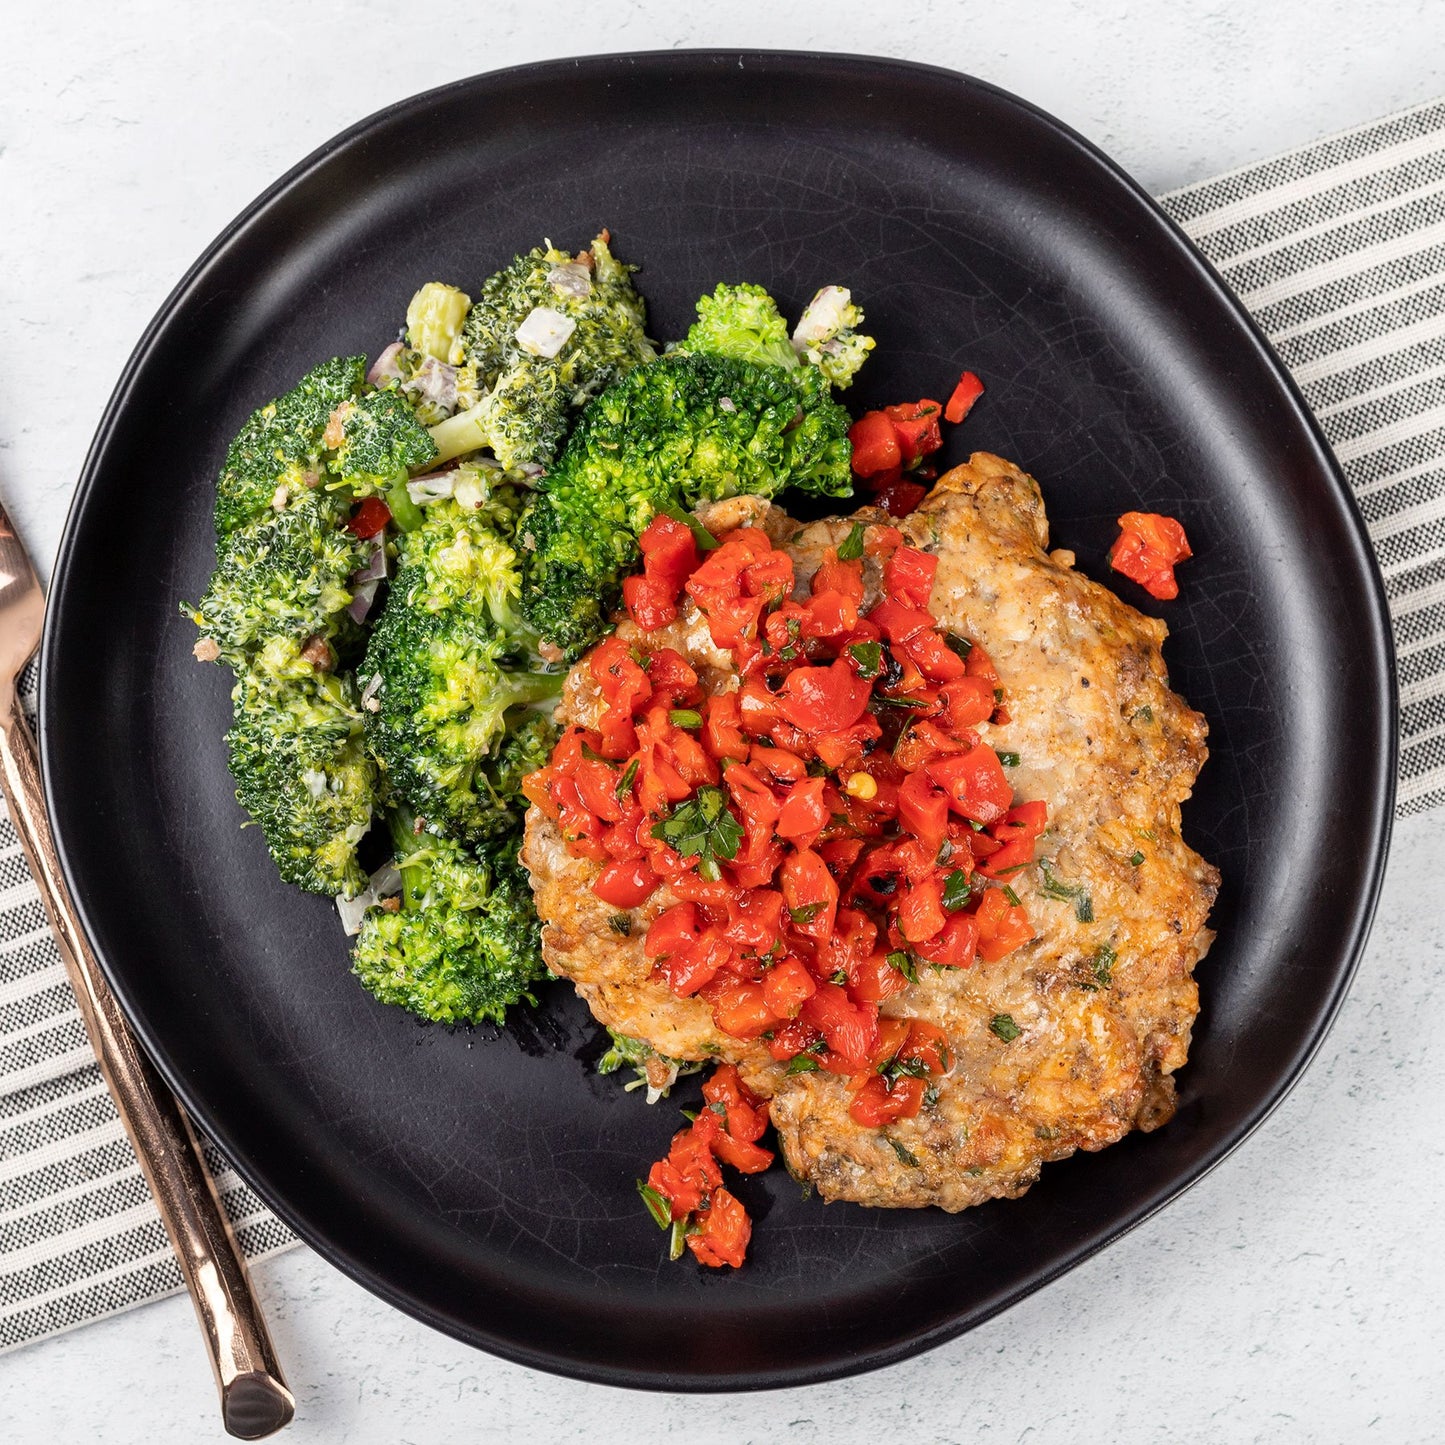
[1108,511,1192,601]
[524,514,1050,1264]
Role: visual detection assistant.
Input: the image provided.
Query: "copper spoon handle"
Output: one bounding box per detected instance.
[0,701,294,1439]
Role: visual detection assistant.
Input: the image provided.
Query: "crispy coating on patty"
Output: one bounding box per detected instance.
[521,455,1217,1210]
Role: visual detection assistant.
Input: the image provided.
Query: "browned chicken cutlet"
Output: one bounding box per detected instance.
[521,453,1218,1210]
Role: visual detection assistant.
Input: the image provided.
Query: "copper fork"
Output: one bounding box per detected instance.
[0,501,294,1438]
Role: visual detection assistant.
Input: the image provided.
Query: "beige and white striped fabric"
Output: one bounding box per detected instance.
[1160,96,1445,815]
[2,96,1442,1354]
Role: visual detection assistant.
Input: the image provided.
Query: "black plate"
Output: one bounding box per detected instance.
[41,52,1395,1389]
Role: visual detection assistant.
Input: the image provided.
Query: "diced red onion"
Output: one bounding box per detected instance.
[348,580,380,624]
[406,469,459,505]
[335,859,404,935]
[515,307,575,359]
[352,540,389,585]
[547,262,592,300]
[368,341,404,385]
[403,354,458,412]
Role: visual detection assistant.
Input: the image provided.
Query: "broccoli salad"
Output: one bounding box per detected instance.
[184,231,873,1026]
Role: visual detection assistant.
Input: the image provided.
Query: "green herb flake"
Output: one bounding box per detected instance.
[786,1053,821,1075]
[941,870,972,913]
[650,786,743,878]
[1092,944,1118,988]
[1132,704,1154,723]
[944,632,973,661]
[659,502,719,551]
[1129,850,1145,867]
[886,949,919,984]
[848,640,883,679]
[836,521,867,561]
[997,751,1021,767]
[789,902,822,925]
[615,758,639,802]
[1001,884,1022,907]
[1074,893,1094,924]
[922,1083,941,1109]
[581,742,614,765]
[872,695,927,709]
[608,913,632,937]
[669,709,703,729]
[884,1134,921,1168]
[637,1180,673,1231]
[990,1013,1022,1043]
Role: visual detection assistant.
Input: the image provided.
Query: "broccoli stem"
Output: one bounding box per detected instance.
[427,403,492,468]
[385,808,432,910]
[384,477,425,532]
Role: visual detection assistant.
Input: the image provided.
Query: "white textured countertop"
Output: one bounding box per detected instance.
[3,4,1443,1440]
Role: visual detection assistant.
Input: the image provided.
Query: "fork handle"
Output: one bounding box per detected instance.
[0,701,294,1439]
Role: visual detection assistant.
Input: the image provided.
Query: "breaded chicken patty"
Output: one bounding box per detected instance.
[522,453,1217,1210]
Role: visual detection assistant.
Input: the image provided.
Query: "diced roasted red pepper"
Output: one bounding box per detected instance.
[943,370,985,425]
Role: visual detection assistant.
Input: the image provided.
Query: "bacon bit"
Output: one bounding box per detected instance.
[300,635,333,671]
[192,637,221,663]
[322,401,354,451]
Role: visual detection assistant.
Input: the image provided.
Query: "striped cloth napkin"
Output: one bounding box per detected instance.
[2,94,1442,1354]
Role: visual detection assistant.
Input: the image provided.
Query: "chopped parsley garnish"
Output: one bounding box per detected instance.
[881,1054,932,1083]
[997,751,1021,767]
[1039,858,1093,919]
[990,1013,1022,1042]
[669,709,702,729]
[1092,944,1117,987]
[581,742,614,765]
[1129,850,1145,867]
[650,786,742,880]
[886,949,919,983]
[637,1180,672,1230]
[786,1053,821,1074]
[941,869,972,912]
[922,1082,941,1109]
[836,521,867,560]
[884,1135,921,1168]
[872,695,927,709]
[789,902,822,925]
[944,632,973,661]
[615,758,639,801]
[1001,883,1022,907]
[848,640,882,679]
[608,913,632,937]
[1132,704,1154,723]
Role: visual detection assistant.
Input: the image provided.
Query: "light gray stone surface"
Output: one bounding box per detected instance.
[2,3,1441,1440]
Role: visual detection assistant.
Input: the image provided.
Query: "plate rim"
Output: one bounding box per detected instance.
[38,49,1398,1390]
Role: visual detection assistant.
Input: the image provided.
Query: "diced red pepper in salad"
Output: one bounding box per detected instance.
[346,496,392,538]
[1108,511,1192,600]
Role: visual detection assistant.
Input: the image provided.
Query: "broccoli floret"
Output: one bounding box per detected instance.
[227,660,378,897]
[519,350,853,657]
[679,282,874,391]
[363,494,563,845]
[184,492,367,667]
[329,388,438,494]
[790,285,874,389]
[679,282,798,371]
[214,356,367,538]
[445,232,654,470]
[350,821,544,1025]
[406,282,472,365]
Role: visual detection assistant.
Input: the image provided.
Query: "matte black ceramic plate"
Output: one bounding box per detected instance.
[41,52,1395,1389]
